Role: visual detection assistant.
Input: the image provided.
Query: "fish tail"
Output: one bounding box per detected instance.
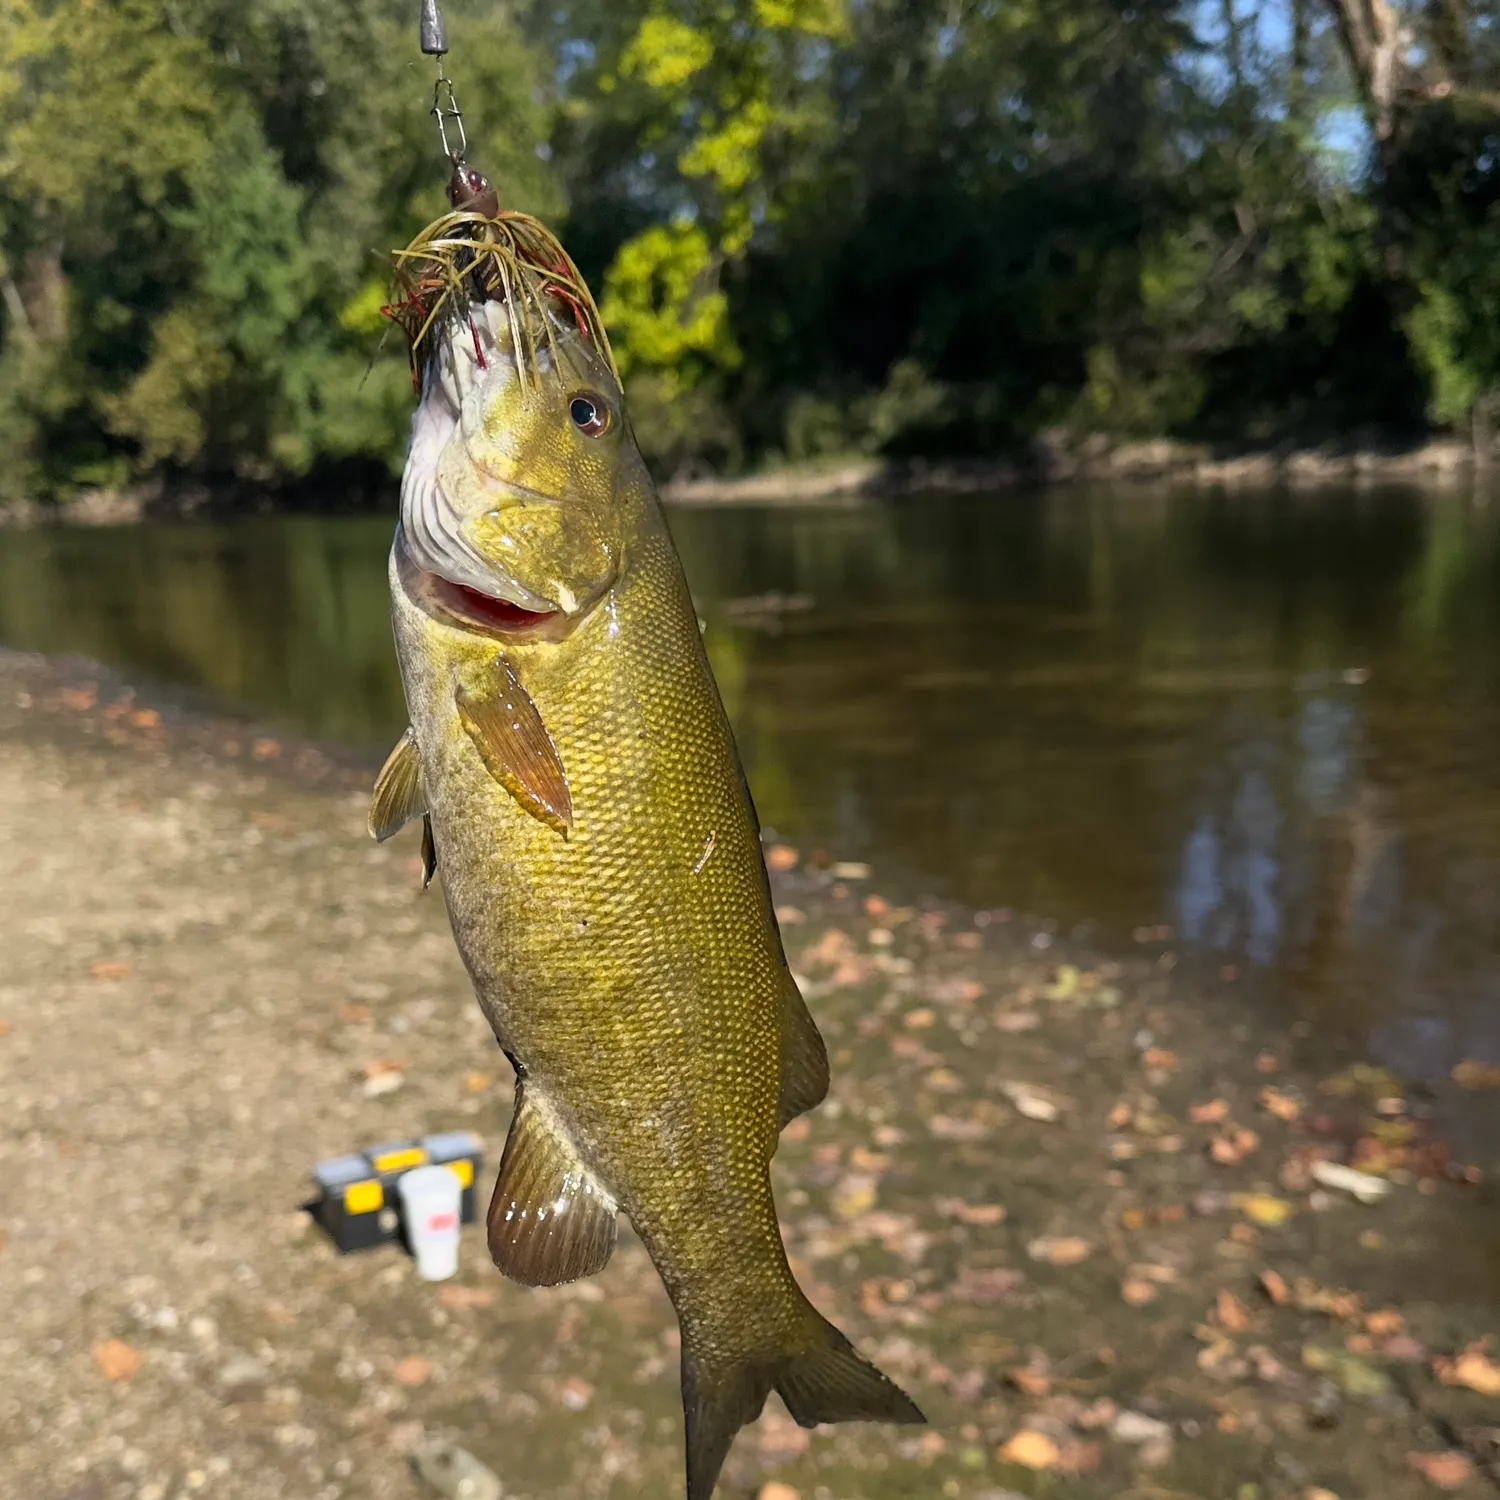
[679,1307,924,1500]
[774,1305,926,1429]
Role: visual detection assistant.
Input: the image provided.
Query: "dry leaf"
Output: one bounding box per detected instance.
[1107,1101,1134,1128]
[1435,1346,1500,1397]
[1452,1060,1500,1090]
[1142,1047,1178,1072]
[903,1007,935,1029]
[1027,1236,1092,1266]
[1260,1269,1290,1306]
[1365,1308,1405,1338]
[1122,1279,1159,1306]
[765,845,800,872]
[435,1285,494,1311]
[1217,1290,1251,1331]
[337,1002,372,1023]
[1007,1366,1052,1396]
[463,1071,492,1094]
[93,1339,142,1381]
[1259,1086,1301,1121]
[998,1430,1061,1470]
[1406,1451,1474,1489]
[392,1356,432,1387]
[934,1198,1006,1226]
[251,738,281,761]
[89,961,130,982]
[1190,1098,1231,1124]
[757,1483,802,1500]
[1234,1194,1293,1228]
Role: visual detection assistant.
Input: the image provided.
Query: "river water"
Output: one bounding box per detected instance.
[3,486,1499,1153]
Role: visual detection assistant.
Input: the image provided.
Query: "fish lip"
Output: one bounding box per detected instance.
[395,528,576,641]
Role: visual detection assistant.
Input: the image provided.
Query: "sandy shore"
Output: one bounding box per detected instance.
[1,647,1497,1500]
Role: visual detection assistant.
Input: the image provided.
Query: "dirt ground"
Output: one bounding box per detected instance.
[2,645,1498,1500]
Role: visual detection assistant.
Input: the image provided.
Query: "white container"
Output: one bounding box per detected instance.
[398,1164,464,1280]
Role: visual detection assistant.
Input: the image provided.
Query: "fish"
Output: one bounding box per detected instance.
[370,204,923,1500]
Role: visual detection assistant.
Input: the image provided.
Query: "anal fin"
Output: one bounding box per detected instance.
[457,659,572,837]
[487,1084,617,1286]
[368,728,426,841]
[778,970,829,1129]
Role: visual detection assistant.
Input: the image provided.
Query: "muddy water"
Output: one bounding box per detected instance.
[2,487,1499,1154]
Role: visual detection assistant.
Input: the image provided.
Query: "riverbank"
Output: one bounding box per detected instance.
[1,433,1488,527]
[2,647,1498,1500]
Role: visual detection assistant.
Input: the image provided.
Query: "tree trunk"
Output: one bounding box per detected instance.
[1324,0,1408,143]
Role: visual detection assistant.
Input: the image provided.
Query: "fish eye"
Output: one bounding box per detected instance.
[569,393,611,438]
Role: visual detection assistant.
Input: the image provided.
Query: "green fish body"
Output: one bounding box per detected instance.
[374,215,921,1500]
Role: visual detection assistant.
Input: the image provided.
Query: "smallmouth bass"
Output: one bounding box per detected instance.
[372,203,922,1500]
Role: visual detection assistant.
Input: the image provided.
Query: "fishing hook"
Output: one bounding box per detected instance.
[420,0,467,163]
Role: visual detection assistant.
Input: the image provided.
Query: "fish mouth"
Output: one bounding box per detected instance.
[395,529,567,640]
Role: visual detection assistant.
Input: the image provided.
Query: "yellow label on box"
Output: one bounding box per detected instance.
[344,1179,384,1215]
[371,1147,427,1175]
[448,1158,474,1189]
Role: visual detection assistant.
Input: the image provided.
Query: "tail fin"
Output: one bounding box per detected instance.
[775,1311,925,1429]
[680,1311,923,1500]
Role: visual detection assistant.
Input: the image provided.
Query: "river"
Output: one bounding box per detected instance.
[3,484,1499,1156]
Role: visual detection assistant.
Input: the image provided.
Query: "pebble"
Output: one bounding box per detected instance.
[217,1356,268,1391]
[412,1440,504,1500]
[1110,1409,1173,1445]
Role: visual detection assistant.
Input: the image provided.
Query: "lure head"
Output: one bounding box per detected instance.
[394,219,648,638]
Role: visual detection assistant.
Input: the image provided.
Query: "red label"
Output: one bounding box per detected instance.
[426,1212,458,1233]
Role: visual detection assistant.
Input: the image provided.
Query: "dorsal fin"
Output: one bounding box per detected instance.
[487,1084,617,1285]
[456,659,572,837]
[368,728,426,840]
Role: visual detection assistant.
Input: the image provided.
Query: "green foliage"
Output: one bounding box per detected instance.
[5,0,1500,499]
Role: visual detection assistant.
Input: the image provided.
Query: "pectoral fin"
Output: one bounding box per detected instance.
[488,1084,618,1285]
[368,728,426,841]
[456,660,572,836]
[777,969,830,1129]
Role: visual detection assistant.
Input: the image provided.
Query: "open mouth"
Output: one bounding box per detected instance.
[396,534,559,638]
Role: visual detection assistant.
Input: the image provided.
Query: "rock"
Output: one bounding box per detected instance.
[412,1440,504,1500]
[1111,1410,1173,1445]
[1310,1161,1390,1203]
[217,1356,268,1391]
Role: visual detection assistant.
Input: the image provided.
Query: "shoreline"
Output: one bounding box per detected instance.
[1,434,1488,528]
[2,644,1498,1500]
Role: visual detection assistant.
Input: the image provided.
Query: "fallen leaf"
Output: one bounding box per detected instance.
[392,1356,431,1387]
[1452,1060,1500,1090]
[782,1117,811,1143]
[1260,1269,1290,1306]
[1233,1194,1293,1228]
[832,1175,878,1220]
[129,709,161,729]
[998,1430,1060,1470]
[1259,1086,1302,1121]
[60,686,98,711]
[1121,1279,1159,1306]
[1190,1098,1231,1124]
[757,1481,802,1500]
[1027,1236,1092,1266]
[1406,1450,1474,1489]
[903,1007,935,1029]
[1210,1128,1261,1164]
[1256,1050,1279,1074]
[463,1071,492,1095]
[830,861,869,880]
[934,1198,1006,1226]
[1007,1365,1052,1395]
[950,1266,1025,1304]
[765,845,800,872]
[1365,1308,1405,1338]
[435,1285,494,1311]
[89,961,130,982]
[94,1339,143,1381]
[1435,1346,1500,1397]
[251,738,281,761]
[1217,1289,1251,1331]
[1142,1047,1178,1072]
[337,1002,372,1023]
[0,1019,12,1038]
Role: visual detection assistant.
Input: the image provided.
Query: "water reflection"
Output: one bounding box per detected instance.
[3,487,1500,1112]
